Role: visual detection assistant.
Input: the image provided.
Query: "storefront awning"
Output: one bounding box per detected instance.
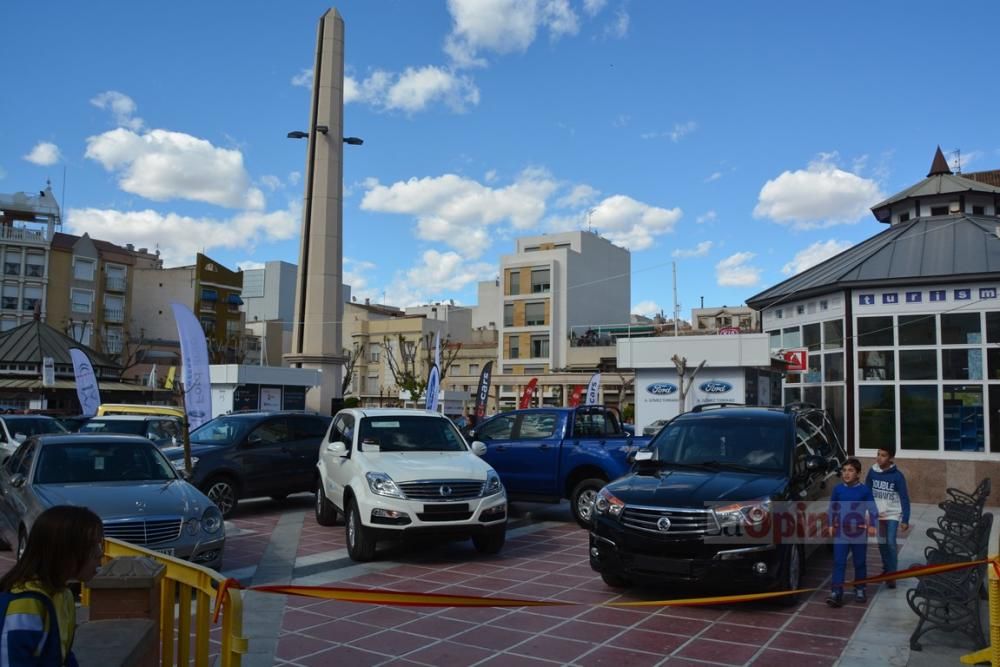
[227,294,244,305]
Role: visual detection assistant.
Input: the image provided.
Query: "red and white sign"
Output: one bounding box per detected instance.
[782,348,808,372]
[718,326,741,335]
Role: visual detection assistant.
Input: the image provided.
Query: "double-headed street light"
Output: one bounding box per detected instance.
[287,127,363,144]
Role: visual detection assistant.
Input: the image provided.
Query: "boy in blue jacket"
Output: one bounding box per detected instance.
[824,457,879,607]
[866,445,910,588]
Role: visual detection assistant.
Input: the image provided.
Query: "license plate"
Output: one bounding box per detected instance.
[152,547,175,557]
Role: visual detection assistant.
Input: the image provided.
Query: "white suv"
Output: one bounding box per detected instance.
[316,408,507,562]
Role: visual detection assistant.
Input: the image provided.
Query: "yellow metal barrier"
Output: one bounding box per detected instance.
[960,559,1000,666]
[83,537,248,667]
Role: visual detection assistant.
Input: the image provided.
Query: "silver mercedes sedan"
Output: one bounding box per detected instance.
[0,434,225,569]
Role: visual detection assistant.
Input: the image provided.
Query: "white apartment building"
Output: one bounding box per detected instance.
[496,231,630,374]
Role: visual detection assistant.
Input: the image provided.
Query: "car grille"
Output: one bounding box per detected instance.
[621,505,719,535]
[397,480,485,501]
[103,517,183,546]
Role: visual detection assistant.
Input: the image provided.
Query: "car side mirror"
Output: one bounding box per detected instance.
[471,441,487,457]
[804,455,827,473]
[325,441,347,457]
[632,449,654,464]
[10,473,25,488]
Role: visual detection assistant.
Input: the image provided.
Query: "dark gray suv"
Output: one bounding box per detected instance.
[164,411,331,517]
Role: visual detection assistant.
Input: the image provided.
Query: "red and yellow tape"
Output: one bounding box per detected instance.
[213,555,998,622]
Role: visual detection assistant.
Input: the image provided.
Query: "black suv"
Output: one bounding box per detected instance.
[164,411,331,517]
[589,404,846,601]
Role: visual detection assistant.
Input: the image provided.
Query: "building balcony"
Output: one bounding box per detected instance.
[105,276,126,292]
[104,308,124,323]
[0,225,49,244]
[105,339,123,354]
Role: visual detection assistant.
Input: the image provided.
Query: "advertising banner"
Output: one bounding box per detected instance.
[585,372,601,405]
[518,378,538,409]
[171,303,213,430]
[69,348,101,417]
[567,385,586,407]
[472,361,493,425]
[425,364,440,412]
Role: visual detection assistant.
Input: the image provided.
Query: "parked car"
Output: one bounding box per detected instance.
[589,404,847,601]
[163,411,332,517]
[468,406,650,527]
[0,415,68,463]
[55,415,90,432]
[316,408,507,562]
[0,434,225,569]
[79,415,184,448]
[642,419,670,436]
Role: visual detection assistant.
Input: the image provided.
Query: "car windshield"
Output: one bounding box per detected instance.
[79,419,147,436]
[4,417,68,437]
[190,416,251,444]
[648,417,789,473]
[35,442,177,484]
[358,416,467,453]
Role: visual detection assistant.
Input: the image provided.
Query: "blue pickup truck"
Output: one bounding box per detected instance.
[467,406,650,527]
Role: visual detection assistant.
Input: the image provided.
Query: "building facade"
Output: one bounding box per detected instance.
[747,148,1000,500]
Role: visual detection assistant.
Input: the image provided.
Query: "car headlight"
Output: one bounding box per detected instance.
[714,499,772,528]
[593,488,625,517]
[202,506,223,534]
[185,518,200,535]
[482,472,503,497]
[365,472,404,499]
[171,456,199,471]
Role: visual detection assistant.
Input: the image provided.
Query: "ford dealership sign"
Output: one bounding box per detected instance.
[699,380,733,394]
[646,382,678,395]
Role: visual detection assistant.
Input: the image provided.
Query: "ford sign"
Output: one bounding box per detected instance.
[699,381,733,394]
[646,382,678,395]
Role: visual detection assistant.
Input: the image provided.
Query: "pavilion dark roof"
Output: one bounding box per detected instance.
[747,214,1000,309]
[0,320,119,371]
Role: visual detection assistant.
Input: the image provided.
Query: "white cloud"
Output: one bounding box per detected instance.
[604,8,629,38]
[85,128,264,210]
[444,0,580,68]
[360,168,558,257]
[259,175,283,191]
[353,251,495,308]
[556,184,599,208]
[90,91,144,131]
[753,153,884,229]
[672,241,713,258]
[343,67,479,113]
[781,239,853,275]
[23,142,62,166]
[66,205,299,267]
[953,149,983,172]
[583,0,607,15]
[291,68,313,88]
[716,252,761,287]
[344,257,377,294]
[641,121,697,142]
[588,195,682,250]
[696,210,717,224]
[612,113,630,128]
[704,171,722,183]
[237,260,265,271]
[484,169,498,183]
[288,171,301,186]
[632,300,661,319]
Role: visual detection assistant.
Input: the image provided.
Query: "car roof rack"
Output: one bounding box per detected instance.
[690,403,747,413]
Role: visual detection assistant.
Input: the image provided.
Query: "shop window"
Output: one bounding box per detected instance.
[942,313,981,344]
[824,385,845,444]
[783,387,801,405]
[900,386,938,451]
[989,386,1000,453]
[899,349,938,380]
[857,316,893,347]
[942,349,983,380]
[987,312,1000,343]
[824,352,844,382]
[823,319,844,349]
[785,373,800,385]
[943,386,984,452]
[859,385,895,451]
[805,354,821,383]
[803,323,821,351]
[899,314,936,346]
[782,327,801,349]
[803,386,821,407]
[768,330,781,351]
[989,349,1000,380]
[858,350,894,381]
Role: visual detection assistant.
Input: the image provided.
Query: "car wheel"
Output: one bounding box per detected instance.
[203,476,239,518]
[345,500,376,562]
[472,525,506,554]
[16,527,27,562]
[570,478,606,528]
[775,545,804,606]
[315,478,339,526]
[601,571,629,588]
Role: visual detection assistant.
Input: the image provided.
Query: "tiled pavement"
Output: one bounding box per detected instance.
[222,497,884,667]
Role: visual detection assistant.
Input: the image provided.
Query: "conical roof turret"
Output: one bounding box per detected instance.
[927,146,952,176]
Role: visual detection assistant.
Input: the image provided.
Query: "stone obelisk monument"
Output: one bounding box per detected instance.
[284,8,347,414]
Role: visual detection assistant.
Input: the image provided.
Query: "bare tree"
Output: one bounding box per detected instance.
[116,325,149,375]
[341,342,365,396]
[384,334,427,403]
[671,354,706,414]
[421,332,462,379]
[615,371,635,415]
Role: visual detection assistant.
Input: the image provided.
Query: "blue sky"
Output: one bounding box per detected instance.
[2,1,998,322]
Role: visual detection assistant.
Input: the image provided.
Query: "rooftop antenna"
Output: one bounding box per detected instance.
[60,166,66,228]
[951,148,962,173]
